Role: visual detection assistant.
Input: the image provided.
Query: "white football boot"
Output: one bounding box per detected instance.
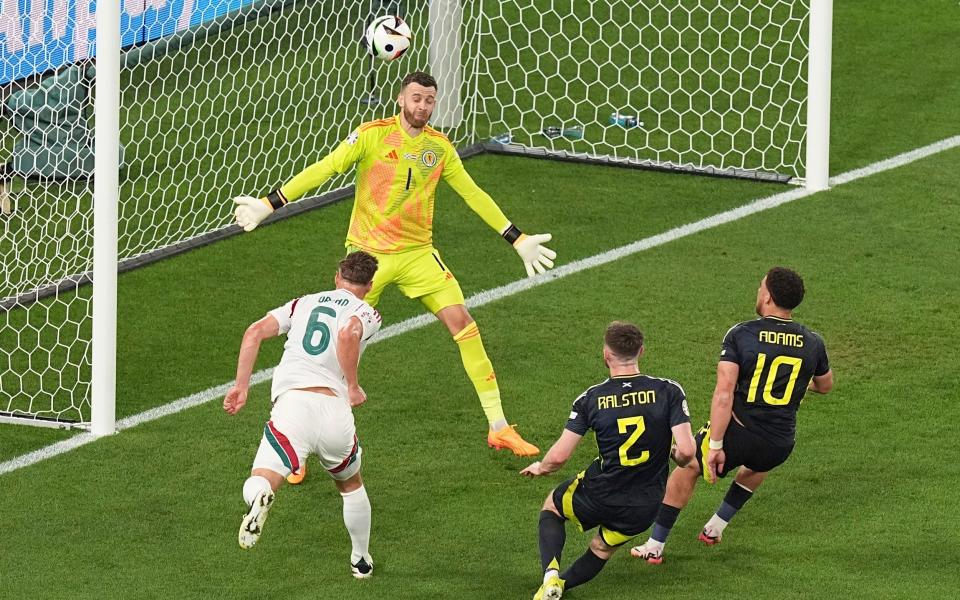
[629,539,665,564]
[238,489,275,549]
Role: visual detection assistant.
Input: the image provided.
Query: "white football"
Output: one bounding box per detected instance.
[365,15,412,61]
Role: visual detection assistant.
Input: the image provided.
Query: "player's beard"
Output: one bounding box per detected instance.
[404,106,430,129]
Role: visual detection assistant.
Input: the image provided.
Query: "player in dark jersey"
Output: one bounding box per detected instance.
[630,267,833,564]
[520,322,696,599]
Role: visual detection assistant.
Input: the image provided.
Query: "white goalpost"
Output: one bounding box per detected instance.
[91,0,121,436]
[806,0,833,191]
[0,0,832,432]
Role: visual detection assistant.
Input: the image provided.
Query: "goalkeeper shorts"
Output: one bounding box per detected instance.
[347,245,465,313]
[252,389,362,481]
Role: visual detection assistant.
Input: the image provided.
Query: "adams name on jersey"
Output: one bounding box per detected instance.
[721,316,830,446]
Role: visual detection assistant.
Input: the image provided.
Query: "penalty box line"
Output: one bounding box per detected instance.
[2,134,959,477]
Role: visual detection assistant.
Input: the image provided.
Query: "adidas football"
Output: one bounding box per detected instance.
[365,15,412,61]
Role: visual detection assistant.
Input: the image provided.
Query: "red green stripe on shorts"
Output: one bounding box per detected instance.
[328,435,359,474]
[264,420,300,473]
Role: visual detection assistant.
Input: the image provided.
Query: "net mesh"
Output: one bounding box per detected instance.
[0,0,809,424]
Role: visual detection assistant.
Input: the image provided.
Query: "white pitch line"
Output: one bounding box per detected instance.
[2,134,958,477]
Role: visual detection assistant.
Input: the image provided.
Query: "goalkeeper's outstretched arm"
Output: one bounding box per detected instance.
[233,129,366,232]
[442,150,557,277]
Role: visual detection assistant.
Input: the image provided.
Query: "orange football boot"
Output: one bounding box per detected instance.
[286,464,307,485]
[487,425,540,457]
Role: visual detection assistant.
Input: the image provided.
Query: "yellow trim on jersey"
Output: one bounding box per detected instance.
[561,471,586,531]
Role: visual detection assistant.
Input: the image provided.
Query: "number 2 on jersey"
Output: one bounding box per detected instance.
[747,352,803,406]
[302,306,337,355]
[617,416,650,466]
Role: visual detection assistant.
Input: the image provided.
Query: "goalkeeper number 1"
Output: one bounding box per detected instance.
[232,70,556,463]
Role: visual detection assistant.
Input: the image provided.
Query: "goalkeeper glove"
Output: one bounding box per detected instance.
[501,224,557,277]
[233,190,287,232]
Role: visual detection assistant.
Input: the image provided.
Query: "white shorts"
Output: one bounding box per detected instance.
[252,389,362,481]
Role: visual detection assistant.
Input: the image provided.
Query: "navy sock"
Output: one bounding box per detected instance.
[650,503,682,543]
[560,548,607,590]
[538,510,566,573]
[717,482,753,522]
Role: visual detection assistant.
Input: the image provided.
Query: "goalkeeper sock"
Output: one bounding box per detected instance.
[560,548,607,590]
[650,503,682,545]
[242,475,272,507]
[539,510,567,573]
[453,322,506,428]
[341,486,372,564]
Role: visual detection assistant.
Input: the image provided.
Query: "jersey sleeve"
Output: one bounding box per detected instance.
[812,333,830,376]
[441,142,511,234]
[279,127,367,202]
[719,323,742,363]
[349,303,382,342]
[564,391,591,435]
[267,297,300,335]
[667,383,691,427]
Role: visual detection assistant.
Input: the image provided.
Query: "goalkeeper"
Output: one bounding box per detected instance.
[234,71,556,465]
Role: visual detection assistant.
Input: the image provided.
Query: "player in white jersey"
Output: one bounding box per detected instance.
[223,251,382,578]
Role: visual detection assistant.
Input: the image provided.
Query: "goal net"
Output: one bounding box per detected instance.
[0,0,822,428]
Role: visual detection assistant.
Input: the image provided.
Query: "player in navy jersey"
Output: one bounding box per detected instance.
[520,322,696,599]
[631,267,833,564]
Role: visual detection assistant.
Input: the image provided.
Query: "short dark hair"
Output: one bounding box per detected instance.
[339,251,379,285]
[604,321,644,360]
[765,266,805,309]
[401,71,437,91]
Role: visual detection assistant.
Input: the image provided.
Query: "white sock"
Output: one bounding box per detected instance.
[490,419,509,431]
[243,475,272,508]
[704,513,729,536]
[543,569,559,584]
[341,485,372,564]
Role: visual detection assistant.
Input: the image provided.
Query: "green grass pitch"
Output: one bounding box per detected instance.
[2,1,960,598]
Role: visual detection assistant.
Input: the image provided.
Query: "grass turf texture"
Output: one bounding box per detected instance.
[1,146,958,599]
[2,0,960,597]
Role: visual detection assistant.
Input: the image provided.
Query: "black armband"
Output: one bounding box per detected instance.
[501,224,523,245]
[265,189,288,210]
